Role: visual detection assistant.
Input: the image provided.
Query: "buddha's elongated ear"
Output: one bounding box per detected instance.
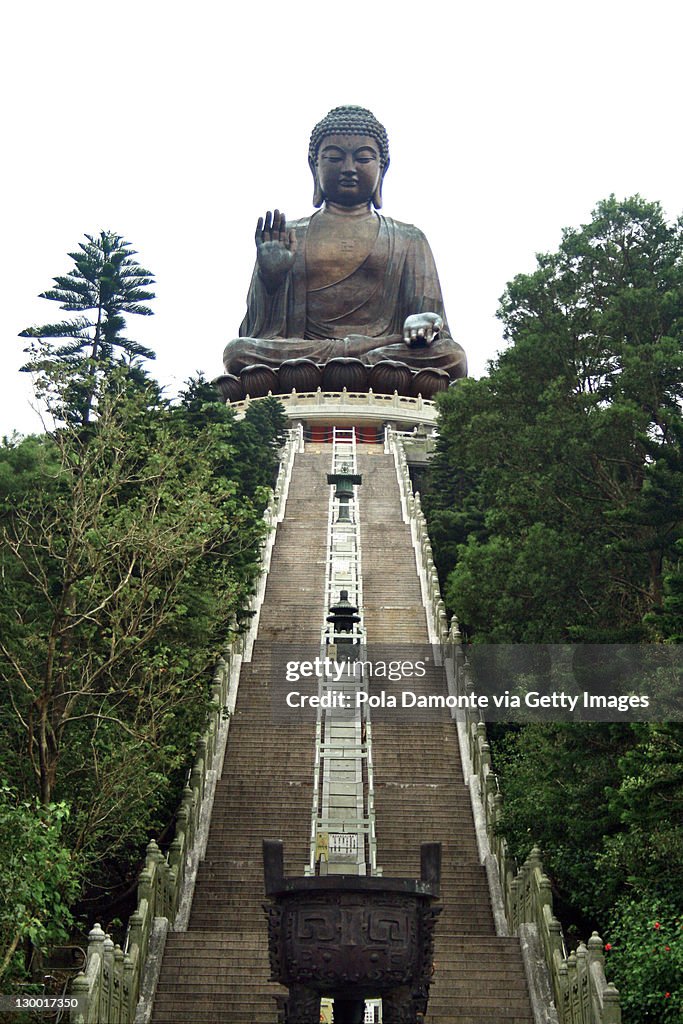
[372,158,390,210]
[309,155,324,208]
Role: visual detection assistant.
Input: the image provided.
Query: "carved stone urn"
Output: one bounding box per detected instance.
[262,840,442,1024]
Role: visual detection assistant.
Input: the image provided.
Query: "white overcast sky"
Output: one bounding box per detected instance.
[2,0,682,437]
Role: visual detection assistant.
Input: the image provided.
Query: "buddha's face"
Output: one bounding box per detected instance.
[316,134,382,207]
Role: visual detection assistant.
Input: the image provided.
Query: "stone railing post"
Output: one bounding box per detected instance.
[576,941,590,1022]
[112,944,125,1023]
[137,868,152,912]
[587,933,621,1024]
[566,950,578,1021]
[101,935,114,1023]
[191,758,204,807]
[69,922,106,1023]
[602,985,622,1024]
[509,875,521,932]
[123,950,136,1021]
[180,784,194,848]
[70,972,91,1024]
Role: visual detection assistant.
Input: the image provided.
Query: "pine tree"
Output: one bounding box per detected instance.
[20,231,155,422]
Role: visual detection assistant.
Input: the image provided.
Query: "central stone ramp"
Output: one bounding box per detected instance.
[150,452,330,1024]
[357,447,534,1023]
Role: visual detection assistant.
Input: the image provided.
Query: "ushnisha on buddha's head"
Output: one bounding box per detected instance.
[308,105,390,210]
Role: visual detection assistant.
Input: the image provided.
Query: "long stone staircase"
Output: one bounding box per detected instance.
[149,443,535,1023]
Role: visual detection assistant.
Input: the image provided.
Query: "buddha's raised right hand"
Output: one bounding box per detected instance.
[255,210,297,291]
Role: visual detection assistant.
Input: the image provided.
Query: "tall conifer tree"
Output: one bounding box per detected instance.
[20,231,155,422]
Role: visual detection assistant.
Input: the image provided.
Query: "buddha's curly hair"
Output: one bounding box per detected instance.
[309,106,390,168]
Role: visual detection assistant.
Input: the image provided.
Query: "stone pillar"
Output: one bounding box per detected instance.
[381,985,416,1023]
[287,984,320,1022]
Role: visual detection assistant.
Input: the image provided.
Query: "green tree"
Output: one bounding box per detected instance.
[176,380,287,498]
[599,724,683,902]
[491,723,637,921]
[426,195,683,642]
[19,231,155,423]
[649,537,683,642]
[233,396,289,496]
[0,784,80,984]
[0,368,277,898]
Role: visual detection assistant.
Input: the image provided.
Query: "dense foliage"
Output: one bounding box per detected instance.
[0,785,80,984]
[427,195,683,644]
[424,197,683,1019]
[0,373,286,980]
[2,234,288,982]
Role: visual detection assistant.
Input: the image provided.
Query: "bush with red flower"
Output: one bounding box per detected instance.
[606,894,681,1022]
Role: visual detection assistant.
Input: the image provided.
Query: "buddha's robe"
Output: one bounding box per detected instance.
[223,213,466,377]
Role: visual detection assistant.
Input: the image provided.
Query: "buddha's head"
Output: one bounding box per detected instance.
[309,105,390,210]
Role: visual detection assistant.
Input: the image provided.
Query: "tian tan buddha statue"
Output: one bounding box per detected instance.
[217,105,467,401]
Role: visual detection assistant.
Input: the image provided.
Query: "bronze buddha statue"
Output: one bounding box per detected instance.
[220,105,466,399]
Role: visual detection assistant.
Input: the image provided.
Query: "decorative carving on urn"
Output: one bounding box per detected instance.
[263,840,442,1024]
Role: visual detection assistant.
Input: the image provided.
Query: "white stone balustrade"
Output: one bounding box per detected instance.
[449,625,621,1024]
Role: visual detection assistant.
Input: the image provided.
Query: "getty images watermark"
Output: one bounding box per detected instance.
[263,644,682,723]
